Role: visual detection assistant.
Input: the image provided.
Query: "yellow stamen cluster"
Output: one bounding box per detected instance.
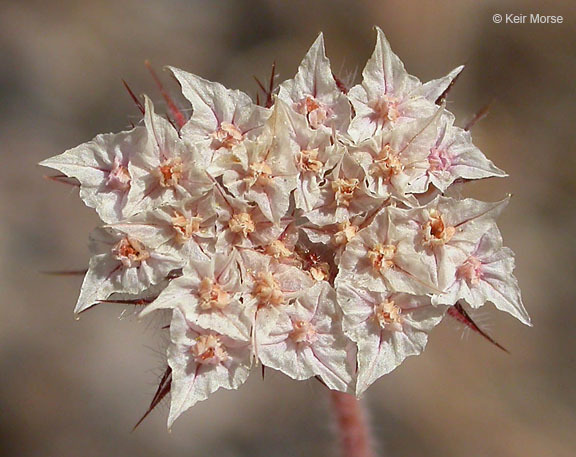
[191,334,229,365]
[332,178,359,207]
[422,209,455,247]
[112,237,150,268]
[290,320,318,345]
[332,220,358,246]
[198,277,231,310]
[157,157,183,187]
[367,243,396,272]
[211,122,244,149]
[252,271,284,306]
[229,212,255,237]
[171,211,203,242]
[374,300,403,331]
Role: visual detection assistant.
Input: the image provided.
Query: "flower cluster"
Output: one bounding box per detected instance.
[41,27,529,426]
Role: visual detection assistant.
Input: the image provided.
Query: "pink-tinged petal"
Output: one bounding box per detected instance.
[75,227,182,314]
[279,33,351,131]
[167,310,252,426]
[257,282,355,392]
[129,98,213,212]
[415,65,464,102]
[434,227,530,325]
[39,127,146,223]
[337,285,446,395]
[169,67,270,147]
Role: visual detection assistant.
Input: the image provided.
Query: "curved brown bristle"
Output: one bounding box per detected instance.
[145,60,187,129]
[448,302,509,353]
[464,100,494,131]
[44,174,80,187]
[133,366,172,431]
[122,79,145,115]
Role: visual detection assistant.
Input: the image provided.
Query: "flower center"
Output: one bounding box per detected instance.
[456,256,483,286]
[368,96,400,124]
[112,237,150,268]
[299,148,323,173]
[428,148,451,171]
[332,178,359,207]
[265,240,292,259]
[252,271,284,306]
[198,277,231,310]
[422,209,455,247]
[295,96,329,128]
[106,156,131,190]
[290,320,318,345]
[332,220,358,246]
[374,300,403,331]
[247,161,273,187]
[370,144,403,179]
[191,334,228,365]
[211,122,244,149]
[228,212,255,237]
[157,157,183,187]
[368,243,396,272]
[171,211,202,242]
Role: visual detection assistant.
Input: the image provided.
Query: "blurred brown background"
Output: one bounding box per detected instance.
[1,0,575,456]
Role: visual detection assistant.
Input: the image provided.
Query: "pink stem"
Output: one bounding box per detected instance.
[329,391,375,457]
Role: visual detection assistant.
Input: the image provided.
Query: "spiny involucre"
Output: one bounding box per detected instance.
[40,27,528,427]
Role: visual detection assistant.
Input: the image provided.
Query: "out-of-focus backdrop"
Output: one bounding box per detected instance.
[1,0,574,456]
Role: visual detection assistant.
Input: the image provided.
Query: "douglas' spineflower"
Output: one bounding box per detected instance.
[41,27,529,432]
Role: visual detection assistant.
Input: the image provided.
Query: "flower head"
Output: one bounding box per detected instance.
[40,27,527,426]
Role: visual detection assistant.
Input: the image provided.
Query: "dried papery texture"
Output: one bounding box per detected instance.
[39,127,145,223]
[111,193,218,259]
[142,251,254,339]
[278,33,351,131]
[169,67,270,155]
[76,227,182,314]
[337,284,447,395]
[389,196,509,290]
[257,281,355,392]
[414,111,507,192]
[39,27,529,424]
[306,151,383,226]
[213,190,291,251]
[167,308,252,426]
[218,102,299,223]
[347,26,463,142]
[129,97,214,211]
[351,107,444,203]
[434,227,530,325]
[337,207,439,295]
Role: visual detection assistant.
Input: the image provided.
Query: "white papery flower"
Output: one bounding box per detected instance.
[434,227,530,325]
[170,67,270,156]
[39,127,145,223]
[389,196,509,289]
[306,151,383,225]
[75,227,182,314]
[351,107,444,202]
[257,281,355,392]
[337,284,446,395]
[278,33,351,131]
[348,26,463,142]
[167,308,252,426]
[414,111,507,192]
[218,102,299,222]
[337,207,439,295]
[129,97,213,212]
